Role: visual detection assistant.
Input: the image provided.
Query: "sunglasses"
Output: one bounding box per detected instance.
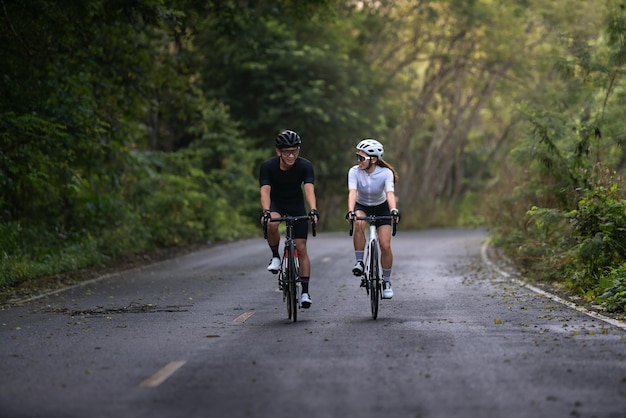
[281,149,300,157]
[356,154,371,163]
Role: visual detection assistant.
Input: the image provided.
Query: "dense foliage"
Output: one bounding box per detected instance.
[485,2,626,313]
[0,0,260,284]
[1,0,626,313]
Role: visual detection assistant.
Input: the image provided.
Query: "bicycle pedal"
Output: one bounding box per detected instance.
[360,279,367,288]
[269,269,279,274]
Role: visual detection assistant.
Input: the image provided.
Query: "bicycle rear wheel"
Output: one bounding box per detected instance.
[369,240,380,319]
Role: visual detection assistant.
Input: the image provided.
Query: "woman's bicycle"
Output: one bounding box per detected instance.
[263,215,316,322]
[349,214,398,320]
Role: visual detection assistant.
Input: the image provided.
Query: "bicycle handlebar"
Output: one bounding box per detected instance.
[263,215,317,239]
[349,215,398,237]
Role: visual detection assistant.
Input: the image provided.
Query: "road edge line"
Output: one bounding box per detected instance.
[480,241,626,331]
[3,258,181,306]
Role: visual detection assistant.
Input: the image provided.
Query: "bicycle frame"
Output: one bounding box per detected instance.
[264,215,316,322]
[363,221,380,289]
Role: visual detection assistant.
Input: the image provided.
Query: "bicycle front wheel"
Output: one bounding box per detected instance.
[287,242,298,322]
[369,240,380,320]
[278,256,290,318]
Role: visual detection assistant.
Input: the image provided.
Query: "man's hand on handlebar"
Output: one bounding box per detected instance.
[308,209,319,224]
[345,210,356,223]
[261,209,271,225]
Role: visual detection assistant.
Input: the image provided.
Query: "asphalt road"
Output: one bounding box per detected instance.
[1,228,625,418]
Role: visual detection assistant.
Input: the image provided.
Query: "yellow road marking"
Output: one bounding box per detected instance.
[140,361,186,387]
[234,311,255,322]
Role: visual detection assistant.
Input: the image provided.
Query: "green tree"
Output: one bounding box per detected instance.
[486,1,626,311]
[0,0,174,226]
[0,0,261,286]
[198,3,385,218]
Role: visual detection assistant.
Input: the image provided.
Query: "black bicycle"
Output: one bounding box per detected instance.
[349,215,397,319]
[264,215,316,322]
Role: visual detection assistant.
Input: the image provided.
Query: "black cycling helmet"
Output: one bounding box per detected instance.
[276,130,302,149]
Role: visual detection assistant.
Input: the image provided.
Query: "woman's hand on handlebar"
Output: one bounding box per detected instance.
[390,208,400,224]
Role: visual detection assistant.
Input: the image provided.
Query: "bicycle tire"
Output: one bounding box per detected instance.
[278,254,290,318]
[369,240,379,319]
[287,241,298,322]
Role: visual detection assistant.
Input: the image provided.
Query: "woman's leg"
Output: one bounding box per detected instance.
[377,225,393,270]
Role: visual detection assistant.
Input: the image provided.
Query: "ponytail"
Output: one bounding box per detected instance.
[377,159,399,184]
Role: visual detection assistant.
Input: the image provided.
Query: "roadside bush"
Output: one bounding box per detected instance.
[522,206,576,280]
[0,142,259,289]
[566,184,626,296]
[597,263,626,312]
[508,180,626,311]
[0,223,113,287]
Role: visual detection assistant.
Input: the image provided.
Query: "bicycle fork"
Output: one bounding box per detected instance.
[279,245,299,292]
[363,224,380,294]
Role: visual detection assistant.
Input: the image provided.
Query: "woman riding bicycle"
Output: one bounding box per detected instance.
[346,139,399,299]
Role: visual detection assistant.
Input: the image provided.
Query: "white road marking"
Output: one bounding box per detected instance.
[481,241,626,330]
[234,311,255,322]
[140,361,186,387]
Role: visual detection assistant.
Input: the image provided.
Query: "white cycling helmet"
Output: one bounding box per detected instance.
[356,139,384,158]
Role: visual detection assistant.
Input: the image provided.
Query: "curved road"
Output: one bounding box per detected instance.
[1,228,625,418]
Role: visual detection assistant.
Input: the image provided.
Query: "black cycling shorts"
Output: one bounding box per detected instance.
[354,201,391,227]
[269,201,309,239]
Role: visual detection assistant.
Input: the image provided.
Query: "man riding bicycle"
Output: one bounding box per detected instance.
[259,130,319,308]
[346,139,399,299]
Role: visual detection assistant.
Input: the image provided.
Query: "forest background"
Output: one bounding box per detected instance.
[2,0,626,314]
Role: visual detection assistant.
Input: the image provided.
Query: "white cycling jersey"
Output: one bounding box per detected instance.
[347,165,395,206]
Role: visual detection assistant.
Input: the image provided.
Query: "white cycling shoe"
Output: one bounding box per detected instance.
[301,293,312,308]
[352,260,364,276]
[267,257,281,273]
[382,281,394,299]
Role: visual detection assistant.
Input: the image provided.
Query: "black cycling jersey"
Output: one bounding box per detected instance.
[259,156,315,204]
[259,156,315,239]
